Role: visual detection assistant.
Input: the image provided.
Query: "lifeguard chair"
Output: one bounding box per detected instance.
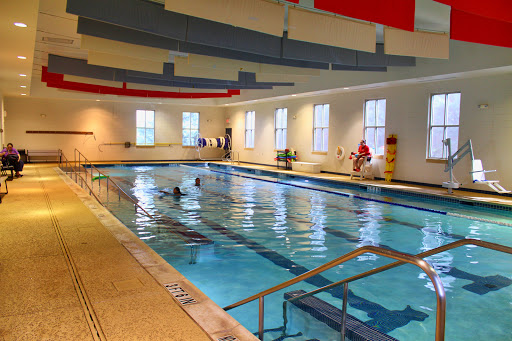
[350,150,374,180]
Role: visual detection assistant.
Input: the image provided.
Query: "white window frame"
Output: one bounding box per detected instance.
[136,109,155,146]
[182,112,200,147]
[313,104,329,152]
[427,92,461,159]
[364,99,386,156]
[274,108,287,150]
[245,111,255,148]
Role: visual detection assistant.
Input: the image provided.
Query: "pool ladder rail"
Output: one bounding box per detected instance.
[224,239,512,341]
[59,149,192,247]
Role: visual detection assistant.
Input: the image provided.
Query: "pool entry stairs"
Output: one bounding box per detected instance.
[284,290,398,341]
[223,239,512,341]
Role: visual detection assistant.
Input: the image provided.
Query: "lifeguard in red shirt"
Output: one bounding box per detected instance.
[350,139,370,172]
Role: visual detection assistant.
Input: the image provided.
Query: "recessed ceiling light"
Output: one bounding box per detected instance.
[291,94,297,97]
[21,93,26,96]
[96,99,100,102]
[17,56,27,60]
[20,85,26,88]
[19,74,26,77]
[14,22,27,28]
[344,87,350,90]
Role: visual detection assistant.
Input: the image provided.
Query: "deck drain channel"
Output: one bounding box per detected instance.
[39,176,106,341]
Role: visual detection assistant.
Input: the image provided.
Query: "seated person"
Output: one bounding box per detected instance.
[350,139,370,172]
[195,178,201,186]
[1,143,24,177]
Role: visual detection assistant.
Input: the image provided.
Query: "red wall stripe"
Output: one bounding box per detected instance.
[314,0,415,31]
[41,67,240,99]
[434,0,512,23]
[450,9,512,48]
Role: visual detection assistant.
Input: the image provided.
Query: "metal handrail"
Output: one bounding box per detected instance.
[60,151,192,246]
[224,238,512,341]
[225,246,446,341]
[72,149,155,219]
[59,153,103,205]
[289,239,512,304]
[231,151,240,165]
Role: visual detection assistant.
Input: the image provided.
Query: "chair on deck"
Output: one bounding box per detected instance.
[471,159,510,194]
[350,154,374,180]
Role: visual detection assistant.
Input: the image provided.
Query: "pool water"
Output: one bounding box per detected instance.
[93,164,512,341]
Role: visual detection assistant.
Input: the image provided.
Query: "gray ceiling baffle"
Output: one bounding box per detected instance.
[47,55,294,90]
[62,0,416,91]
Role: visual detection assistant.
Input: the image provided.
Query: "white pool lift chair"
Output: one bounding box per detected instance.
[442,138,510,194]
[471,159,510,194]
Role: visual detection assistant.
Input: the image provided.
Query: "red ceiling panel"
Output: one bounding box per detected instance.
[41,67,240,99]
[450,9,512,48]
[434,0,512,23]
[314,0,415,31]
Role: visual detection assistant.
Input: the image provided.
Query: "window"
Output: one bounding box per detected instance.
[364,99,386,155]
[182,112,199,147]
[245,111,255,148]
[428,93,461,159]
[313,104,329,152]
[275,108,287,150]
[136,110,155,146]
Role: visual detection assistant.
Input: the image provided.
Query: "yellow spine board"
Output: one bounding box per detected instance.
[384,134,397,182]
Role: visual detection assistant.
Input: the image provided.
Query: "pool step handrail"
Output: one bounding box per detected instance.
[289,239,512,306]
[60,150,193,246]
[59,153,103,204]
[224,239,512,341]
[225,245,447,341]
[63,149,155,220]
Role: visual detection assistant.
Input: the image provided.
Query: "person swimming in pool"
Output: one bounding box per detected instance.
[195,178,200,186]
[173,187,185,195]
[159,187,186,196]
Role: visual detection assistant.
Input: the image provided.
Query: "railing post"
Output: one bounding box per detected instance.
[259,296,264,340]
[340,283,349,341]
[90,161,93,188]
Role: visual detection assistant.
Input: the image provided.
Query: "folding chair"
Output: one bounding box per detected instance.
[471,159,510,194]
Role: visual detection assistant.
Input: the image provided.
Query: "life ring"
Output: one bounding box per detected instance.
[336,146,345,160]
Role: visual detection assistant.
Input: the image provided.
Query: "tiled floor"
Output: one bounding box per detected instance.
[1,161,510,341]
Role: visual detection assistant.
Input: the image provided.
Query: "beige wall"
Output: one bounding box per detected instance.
[226,73,512,191]
[4,98,226,161]
[4,72,512,192]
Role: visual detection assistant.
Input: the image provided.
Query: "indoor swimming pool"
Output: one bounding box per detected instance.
[93,163,512,341]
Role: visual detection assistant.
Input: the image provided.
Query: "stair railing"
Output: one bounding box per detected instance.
[225,238,512,341]
[225,246,446,341]
[59,150,192,246]
[59,153,103,204]
[61,149,155,219]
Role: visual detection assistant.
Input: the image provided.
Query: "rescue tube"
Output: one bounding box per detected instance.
[384,134,397,182]
[336,146,345,160]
